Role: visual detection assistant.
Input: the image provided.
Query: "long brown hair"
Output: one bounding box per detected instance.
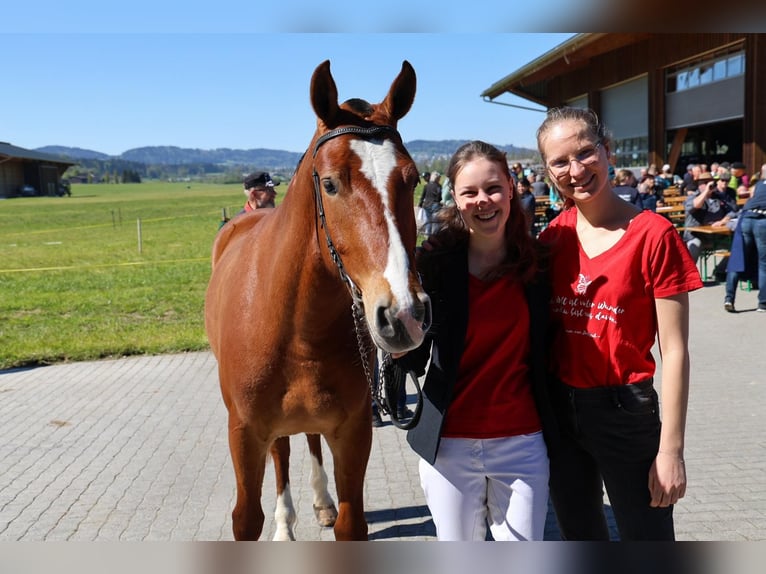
[421,140,541,282]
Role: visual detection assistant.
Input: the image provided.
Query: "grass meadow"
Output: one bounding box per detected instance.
[1,179,427,370]
[0,181,256,370]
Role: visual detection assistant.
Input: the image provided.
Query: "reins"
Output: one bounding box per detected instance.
[310,124,422,430]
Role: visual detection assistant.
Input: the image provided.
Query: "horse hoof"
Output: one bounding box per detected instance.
[272,527,296,541]
[313,504,338,527]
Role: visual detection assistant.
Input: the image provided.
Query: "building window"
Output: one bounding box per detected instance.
[613,136,648,168]
[666,49,745,94]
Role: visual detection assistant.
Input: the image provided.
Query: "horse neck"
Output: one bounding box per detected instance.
[277,156,354,323]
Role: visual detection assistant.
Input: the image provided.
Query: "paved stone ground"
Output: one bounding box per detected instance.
[0,281,764,541]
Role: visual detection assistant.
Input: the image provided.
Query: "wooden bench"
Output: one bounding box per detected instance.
[656,205,685,227]
[656,195,686,227]
[533,197,551,235]
[662,195,686,205]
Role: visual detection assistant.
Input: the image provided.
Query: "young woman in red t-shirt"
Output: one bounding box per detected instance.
[536,107,703,540]
[394,141,558,541]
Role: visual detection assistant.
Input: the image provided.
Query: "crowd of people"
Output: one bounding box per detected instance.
[221,109,765,541]
[673,162,764,313]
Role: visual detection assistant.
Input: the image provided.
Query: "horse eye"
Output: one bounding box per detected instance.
[322,179,337,195]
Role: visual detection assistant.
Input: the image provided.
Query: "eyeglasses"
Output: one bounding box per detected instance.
[547,142,603,177]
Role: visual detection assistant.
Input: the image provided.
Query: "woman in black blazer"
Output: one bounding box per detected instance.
[395,141,557,541]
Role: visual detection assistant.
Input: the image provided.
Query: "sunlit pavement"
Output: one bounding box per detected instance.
[1,282,764,541]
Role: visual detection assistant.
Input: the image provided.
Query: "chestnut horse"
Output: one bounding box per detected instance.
[205,60,431,541]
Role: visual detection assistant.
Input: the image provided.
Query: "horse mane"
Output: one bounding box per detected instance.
[342,98,374,117]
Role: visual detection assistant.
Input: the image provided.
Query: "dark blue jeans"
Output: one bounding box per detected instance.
[548,379,675,541]
[725,215,766,306]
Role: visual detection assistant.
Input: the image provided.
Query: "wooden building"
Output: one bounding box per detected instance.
[482,33,766,177]
[0,142,76,198]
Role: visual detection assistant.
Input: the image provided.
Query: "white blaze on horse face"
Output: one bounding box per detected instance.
[349,138,414,309]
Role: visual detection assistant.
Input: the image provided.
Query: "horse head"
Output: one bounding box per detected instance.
[306,60,431,354]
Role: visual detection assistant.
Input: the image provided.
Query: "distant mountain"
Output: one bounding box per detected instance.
[36,145,111,161]
[405,140,537,162]
[120,146,303,168]
[34,145,303,169]
[35,141,538,169]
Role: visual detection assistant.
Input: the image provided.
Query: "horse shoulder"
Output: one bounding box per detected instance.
[211,209,273,268]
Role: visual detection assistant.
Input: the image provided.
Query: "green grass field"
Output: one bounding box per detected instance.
[0,180,426,370]
[0,181,253,370]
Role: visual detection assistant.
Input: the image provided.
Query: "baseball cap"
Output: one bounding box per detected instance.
[244,172,275,189]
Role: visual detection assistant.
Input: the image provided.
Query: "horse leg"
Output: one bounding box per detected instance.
[270,436,297,540]
[227,413,268,541]
[325,416,372,540]
[305,433,338,527]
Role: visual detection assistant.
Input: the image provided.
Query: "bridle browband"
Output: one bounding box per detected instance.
[308,123,422,430]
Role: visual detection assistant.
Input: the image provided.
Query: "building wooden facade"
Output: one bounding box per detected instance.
[482,33,766,177]
[0,142,76,198]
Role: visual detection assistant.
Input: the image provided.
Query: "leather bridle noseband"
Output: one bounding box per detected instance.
[309,124,422,429]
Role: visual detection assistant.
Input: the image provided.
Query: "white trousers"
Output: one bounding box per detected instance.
[419,432,549,541]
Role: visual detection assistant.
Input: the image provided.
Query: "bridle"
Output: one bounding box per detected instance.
[310,124,422,430]
[311,125,397,304]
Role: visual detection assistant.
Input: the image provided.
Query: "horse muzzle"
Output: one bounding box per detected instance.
[369,291,431,353]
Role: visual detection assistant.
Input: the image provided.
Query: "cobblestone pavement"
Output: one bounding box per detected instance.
[1,282,764,541]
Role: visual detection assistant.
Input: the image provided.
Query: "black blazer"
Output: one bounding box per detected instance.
[397,242,559,465]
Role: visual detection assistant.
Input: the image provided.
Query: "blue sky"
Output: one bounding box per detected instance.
[2,33,573,156]
[2,0,578,156]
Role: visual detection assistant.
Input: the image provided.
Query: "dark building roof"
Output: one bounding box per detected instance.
[0,141,76,166]
[480,33,651,106]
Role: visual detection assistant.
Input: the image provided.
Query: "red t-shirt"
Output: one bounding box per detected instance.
[539,208,703,388]
[441,274,542,438]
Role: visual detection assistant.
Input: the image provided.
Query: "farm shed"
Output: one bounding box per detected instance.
[0,142,76,198]
[482,33,766,176]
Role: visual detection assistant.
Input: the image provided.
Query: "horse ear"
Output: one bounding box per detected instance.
[382,60,416,124]
[310,60,341,127]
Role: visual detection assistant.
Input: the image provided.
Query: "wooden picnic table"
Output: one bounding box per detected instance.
[682,225,733,281]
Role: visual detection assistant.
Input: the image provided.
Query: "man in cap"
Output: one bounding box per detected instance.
[683,171,738,262]
[242,171,277,211]
[656,164,675,190]
[728,162,750,195]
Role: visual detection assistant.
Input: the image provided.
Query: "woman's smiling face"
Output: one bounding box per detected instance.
[541,118,610,204]
[452,157,511,239]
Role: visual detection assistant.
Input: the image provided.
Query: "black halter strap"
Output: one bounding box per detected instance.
[310,124,399,302]
[309,123,422,430]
